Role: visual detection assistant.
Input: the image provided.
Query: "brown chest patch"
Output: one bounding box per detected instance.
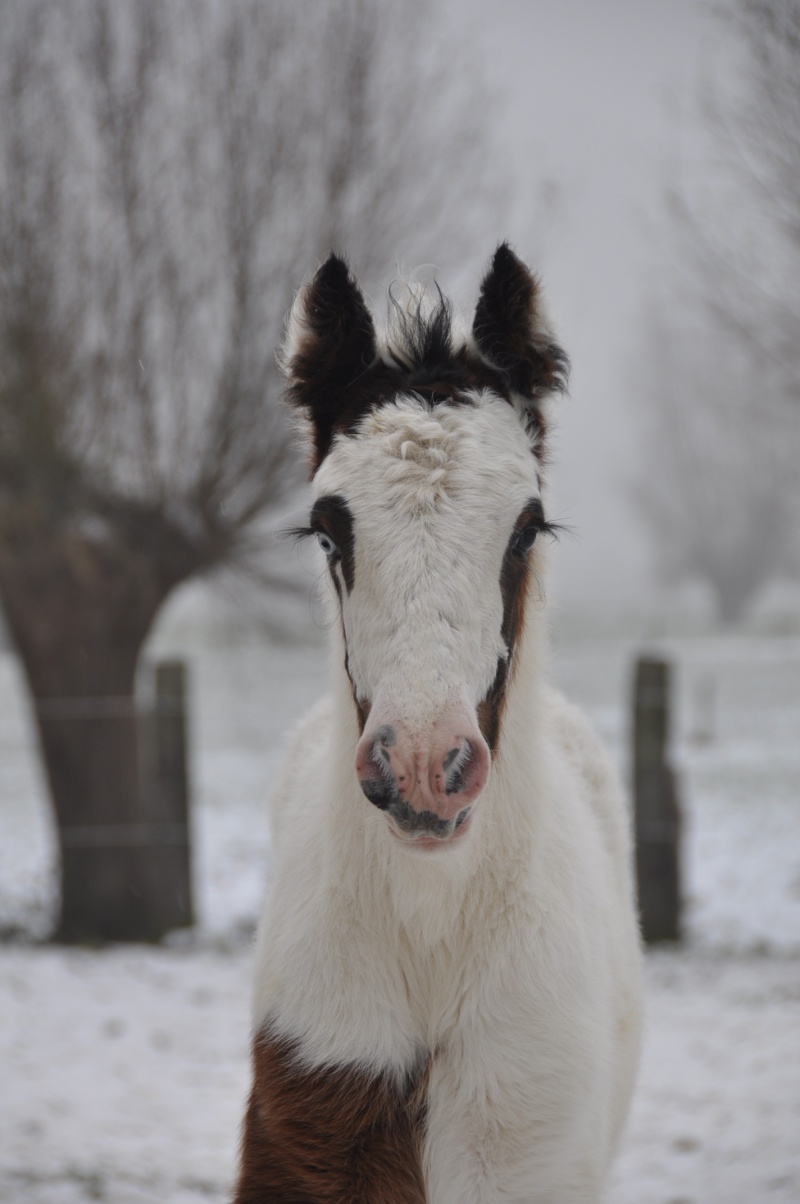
[235,1031,429,1203]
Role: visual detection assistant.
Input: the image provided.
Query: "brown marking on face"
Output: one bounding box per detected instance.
[235,1031,429,1203]
[308,493,366,731]
[311,494,356,593]
[477,499,544,753]
[344,637,369,734]
[477,655,509,755]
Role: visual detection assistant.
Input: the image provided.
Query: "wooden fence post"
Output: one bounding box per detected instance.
[633,655,681,943]
[140,659,194,934]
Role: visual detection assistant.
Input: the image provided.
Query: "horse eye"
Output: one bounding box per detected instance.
[513,525,539,556]
[316,532,339,559]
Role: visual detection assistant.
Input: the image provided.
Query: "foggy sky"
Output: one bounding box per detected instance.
[449,0,722,618]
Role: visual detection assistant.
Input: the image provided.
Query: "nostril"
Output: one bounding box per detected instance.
[443,739,474,796]
[357,728,401,812]
[442,747,460,772]
[357,733,393,780]
[359,777,396,810]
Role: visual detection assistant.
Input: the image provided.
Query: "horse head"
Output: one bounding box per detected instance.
[282,245,568,850]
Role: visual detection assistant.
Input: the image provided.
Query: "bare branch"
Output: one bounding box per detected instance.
[0,0,501,591]
[634,0,800,620]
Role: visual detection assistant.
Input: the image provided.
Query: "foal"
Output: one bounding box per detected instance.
[235,245,642,1203]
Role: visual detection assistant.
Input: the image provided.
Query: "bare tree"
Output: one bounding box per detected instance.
[0,0,499,940]
[636,0,800,622]
[701,0,800,380]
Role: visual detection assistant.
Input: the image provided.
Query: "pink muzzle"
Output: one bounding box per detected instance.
[355,706,490,848]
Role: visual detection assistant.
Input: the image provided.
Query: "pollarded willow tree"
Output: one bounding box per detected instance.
[0,0,499,940]
[636,0,800,622]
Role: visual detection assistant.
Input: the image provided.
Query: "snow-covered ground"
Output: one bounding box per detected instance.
[2,944,798,1204]
[1,630,799,1202]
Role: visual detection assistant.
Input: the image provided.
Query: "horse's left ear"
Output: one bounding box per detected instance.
[281,253,378,468]
[472,243,569,409]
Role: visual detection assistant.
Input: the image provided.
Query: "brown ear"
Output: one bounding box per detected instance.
[281,254,377,466]
[472,243,569,404]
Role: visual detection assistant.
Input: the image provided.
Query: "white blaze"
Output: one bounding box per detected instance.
[313,391,543,729]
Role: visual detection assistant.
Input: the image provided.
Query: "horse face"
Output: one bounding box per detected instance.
[283,246,567,849]
[314,395,550,846]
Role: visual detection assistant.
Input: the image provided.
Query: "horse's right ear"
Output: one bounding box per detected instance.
[281,254,377,466]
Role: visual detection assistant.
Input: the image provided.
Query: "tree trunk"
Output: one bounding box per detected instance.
[0,515,194,942]
[34,663,158,943]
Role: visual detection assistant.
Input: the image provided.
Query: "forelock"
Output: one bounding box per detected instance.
[380,282,456,378]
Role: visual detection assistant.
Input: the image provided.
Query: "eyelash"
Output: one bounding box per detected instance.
[285,525,317,543]
[514,517,562,551]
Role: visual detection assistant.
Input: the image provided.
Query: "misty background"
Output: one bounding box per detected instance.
[151,0,800,635]
[3,0,799,642]
[466,0,715,617]
[448,0,800,627]
[1,2,799,1201]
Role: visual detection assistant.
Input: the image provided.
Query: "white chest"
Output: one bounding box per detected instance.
[414,931,613,1203]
